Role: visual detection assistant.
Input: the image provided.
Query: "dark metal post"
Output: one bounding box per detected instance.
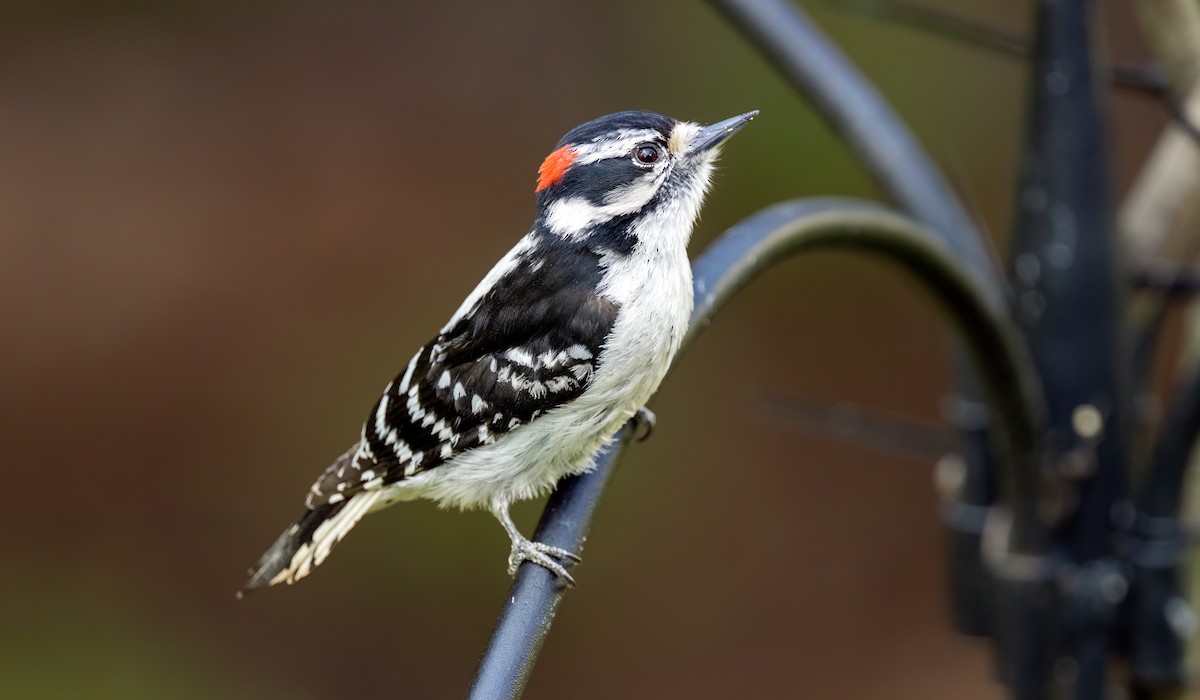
[1003,1,1128,697]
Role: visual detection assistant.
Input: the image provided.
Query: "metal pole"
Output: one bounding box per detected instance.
[1005,1,1126,697]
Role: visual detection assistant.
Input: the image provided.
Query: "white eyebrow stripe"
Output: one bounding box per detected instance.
[572,129,663,165]
[586,128,661,147]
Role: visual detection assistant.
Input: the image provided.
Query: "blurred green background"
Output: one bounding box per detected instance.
[0,1,1171,698]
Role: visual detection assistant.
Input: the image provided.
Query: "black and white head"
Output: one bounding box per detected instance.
[534,110,757,248]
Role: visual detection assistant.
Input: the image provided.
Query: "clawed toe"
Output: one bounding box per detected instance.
[631,406,656,442]
[494,501,581,586]
[537,543,582,562]
[508,539,580,585]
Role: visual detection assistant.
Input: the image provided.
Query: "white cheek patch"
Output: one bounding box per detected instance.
[546,168,668,238]
[604,170,665,210]
[545,197,619,237]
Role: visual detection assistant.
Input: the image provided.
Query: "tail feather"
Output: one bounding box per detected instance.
[239,490,383,596]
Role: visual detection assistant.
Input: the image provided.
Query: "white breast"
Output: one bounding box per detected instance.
[588,241,694,416]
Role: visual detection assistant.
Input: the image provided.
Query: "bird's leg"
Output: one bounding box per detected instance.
[491,499,581,586]
[630,406,656,442]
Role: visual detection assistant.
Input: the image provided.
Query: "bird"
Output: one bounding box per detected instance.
[240,109,757,594]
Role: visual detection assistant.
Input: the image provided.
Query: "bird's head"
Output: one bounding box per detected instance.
[533,110,757,247]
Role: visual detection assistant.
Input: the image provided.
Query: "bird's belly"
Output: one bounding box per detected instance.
[401,359,672,511]
[392,409,615,510]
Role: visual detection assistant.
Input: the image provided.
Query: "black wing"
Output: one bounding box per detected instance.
[306,237,618,507]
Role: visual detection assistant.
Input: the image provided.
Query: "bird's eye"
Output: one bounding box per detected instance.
[634,144,660,165]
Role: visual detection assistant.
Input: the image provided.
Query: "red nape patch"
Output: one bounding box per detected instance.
[536,145,578,192]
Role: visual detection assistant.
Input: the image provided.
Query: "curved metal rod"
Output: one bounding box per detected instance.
[467,198,1049,699]
[704,1,1014,638]
[705,0,1003,289]
[687,199,1045,543]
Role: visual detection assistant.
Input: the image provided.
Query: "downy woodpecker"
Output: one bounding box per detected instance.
[241,109,756,593]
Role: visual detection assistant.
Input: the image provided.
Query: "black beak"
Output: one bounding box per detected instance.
[688,110,759,154]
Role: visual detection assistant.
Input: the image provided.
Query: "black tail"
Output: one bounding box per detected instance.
[239,502,345,596]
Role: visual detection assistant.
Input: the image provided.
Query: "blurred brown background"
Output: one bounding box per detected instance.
[0,1,1168,698]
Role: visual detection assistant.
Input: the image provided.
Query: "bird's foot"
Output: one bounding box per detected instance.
[507,537,581,586]
[630,406,656,442]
